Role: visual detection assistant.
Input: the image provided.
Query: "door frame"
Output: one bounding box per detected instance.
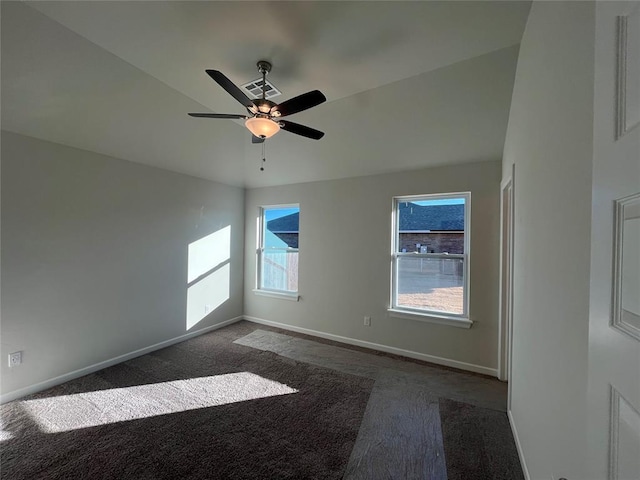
[498,164,515,392]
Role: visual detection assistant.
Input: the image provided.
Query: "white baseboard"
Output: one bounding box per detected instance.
[508,409,530,480]
[0,316,243,404]
[243,315,498,377]
[2,313,499,403]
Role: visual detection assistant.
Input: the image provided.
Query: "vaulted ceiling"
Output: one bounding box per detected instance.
[1,1,531,188]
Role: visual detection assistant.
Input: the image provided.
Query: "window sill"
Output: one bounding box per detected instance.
[387,308,473,329]
[253,289,300,302]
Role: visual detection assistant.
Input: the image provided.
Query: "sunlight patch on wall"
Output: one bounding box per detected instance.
[186,225,231,330]
[186,263,230,329]
[188,226,231,283]
[20,372,298,434]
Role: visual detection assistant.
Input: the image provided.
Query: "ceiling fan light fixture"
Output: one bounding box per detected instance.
[245,117,280,138]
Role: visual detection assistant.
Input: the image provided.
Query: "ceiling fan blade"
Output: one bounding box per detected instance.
[206,70,254,109]
[271,90,326,117]
[251,135,265,144]
[279,120,325,140]
[188,113,248,119]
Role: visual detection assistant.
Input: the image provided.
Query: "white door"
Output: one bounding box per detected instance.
[588,2,640,479]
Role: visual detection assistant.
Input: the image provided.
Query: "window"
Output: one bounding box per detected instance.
[257,205,300,296]
[390,193,470,322]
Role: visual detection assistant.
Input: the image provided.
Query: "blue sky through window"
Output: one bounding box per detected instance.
[411,198,465,207]
[264,207,299,222]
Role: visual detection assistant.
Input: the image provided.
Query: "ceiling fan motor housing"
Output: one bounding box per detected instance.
[249,99,277,115]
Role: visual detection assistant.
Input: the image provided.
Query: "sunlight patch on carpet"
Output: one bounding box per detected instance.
[20,372,297,433]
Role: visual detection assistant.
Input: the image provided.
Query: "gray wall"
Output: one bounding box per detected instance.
[244,160,501,373]
[502,2,595,478]
[1,131,245,397]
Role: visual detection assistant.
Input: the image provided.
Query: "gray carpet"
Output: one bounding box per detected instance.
[439,398,524,480]
[1,321,524,479]
[0,322,374,480]
[235,329,508,411]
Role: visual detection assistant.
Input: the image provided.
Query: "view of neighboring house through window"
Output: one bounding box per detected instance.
[391,193,470,318]
[258,205,299,294]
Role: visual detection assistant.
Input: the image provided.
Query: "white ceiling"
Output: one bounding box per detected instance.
[1,1,531,188]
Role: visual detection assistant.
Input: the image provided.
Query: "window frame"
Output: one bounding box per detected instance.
[255,203,300,299]
[389,192,471,326]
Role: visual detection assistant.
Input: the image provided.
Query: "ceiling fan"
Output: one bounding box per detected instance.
[188,61,326,143]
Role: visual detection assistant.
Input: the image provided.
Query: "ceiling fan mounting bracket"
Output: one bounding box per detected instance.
[257,60,272,75]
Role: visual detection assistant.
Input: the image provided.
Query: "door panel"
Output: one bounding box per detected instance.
[589,2,640,479]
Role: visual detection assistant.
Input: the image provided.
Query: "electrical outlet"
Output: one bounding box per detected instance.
[8,351,22,367]
[364,316,371,326]
[204,305,213,314]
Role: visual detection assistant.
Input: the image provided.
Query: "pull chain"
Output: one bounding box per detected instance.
[260,141,266,171]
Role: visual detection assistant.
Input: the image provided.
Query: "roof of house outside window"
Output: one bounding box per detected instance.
[267,213,300,233]
[398,202,464,231]
[266,203,464,234]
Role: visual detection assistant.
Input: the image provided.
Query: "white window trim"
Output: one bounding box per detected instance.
[387,308,472,328]
[256,204,300,298]
[389,192,471,325]
[252,289,300,301]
